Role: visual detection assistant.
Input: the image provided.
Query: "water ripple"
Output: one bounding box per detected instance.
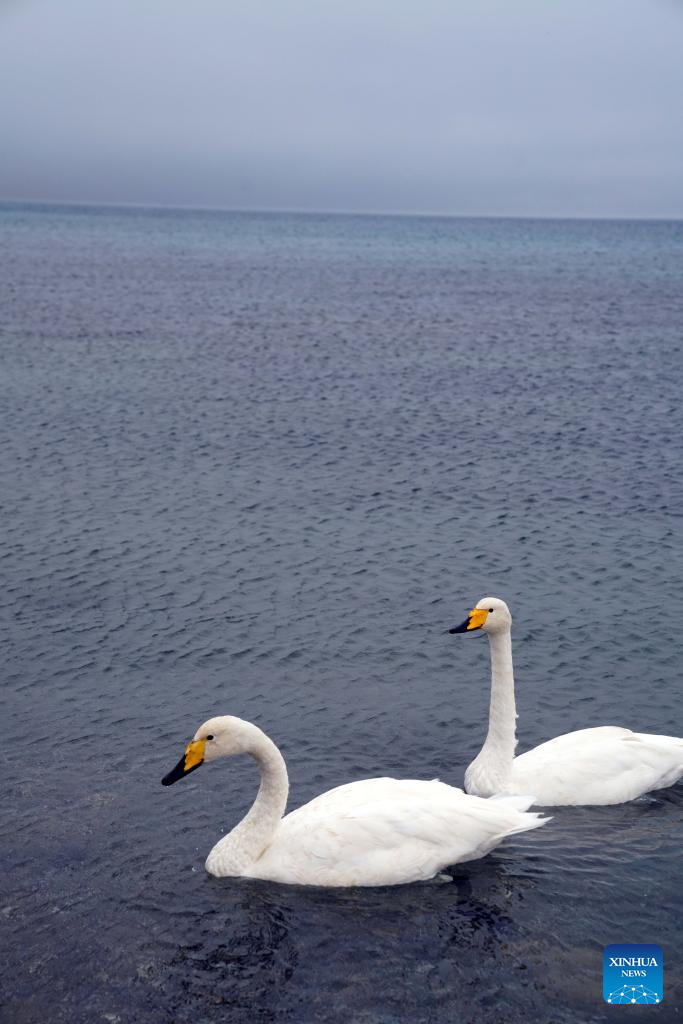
[1,205,682,1023]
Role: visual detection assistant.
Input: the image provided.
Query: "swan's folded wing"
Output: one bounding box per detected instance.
[512,727,683,805]
[248,777,546,886]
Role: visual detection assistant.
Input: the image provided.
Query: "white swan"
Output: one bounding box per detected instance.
[449,597,683,806]
[162,714,548,886]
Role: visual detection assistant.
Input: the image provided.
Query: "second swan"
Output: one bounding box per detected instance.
[449,596,683,806]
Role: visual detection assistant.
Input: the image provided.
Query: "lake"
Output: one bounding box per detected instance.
[1,202,682,1022]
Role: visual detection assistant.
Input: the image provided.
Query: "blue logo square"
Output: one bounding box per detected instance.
[604,944,663,1004]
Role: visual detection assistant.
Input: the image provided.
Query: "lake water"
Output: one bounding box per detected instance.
[1,202,682,1023]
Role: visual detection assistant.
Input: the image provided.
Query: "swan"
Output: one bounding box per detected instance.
[161,714,548,886]
[449,597,683,806]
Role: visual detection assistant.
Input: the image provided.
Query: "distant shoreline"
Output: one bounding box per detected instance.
[1,196,681,225]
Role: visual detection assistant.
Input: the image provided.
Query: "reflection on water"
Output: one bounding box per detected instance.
[1,203,682,1022]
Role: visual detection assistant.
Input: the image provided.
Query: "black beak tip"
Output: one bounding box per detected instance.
[447,620,470,634]
[161,754,187,786]
[161,755,202,787]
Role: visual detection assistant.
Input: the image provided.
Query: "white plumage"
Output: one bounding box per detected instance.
[450,597,683,807]
[162,714,548,886]
[247,777,543,887]
[508,726,683,806]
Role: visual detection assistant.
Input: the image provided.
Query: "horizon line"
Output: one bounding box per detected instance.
[1,195,682,225]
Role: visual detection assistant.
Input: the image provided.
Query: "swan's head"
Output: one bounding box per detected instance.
[448,596,511,635]
[161,715,254,786]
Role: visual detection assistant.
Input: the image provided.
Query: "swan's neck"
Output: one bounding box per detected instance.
[466,629,517,796]
[205,727,289,876]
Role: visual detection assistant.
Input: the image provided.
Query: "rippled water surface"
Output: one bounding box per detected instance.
[1,203,682,1023]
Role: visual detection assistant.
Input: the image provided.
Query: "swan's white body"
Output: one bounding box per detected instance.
[163,715,548,886]
[455,598,683,807]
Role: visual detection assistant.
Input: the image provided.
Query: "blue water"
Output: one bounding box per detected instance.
[1,202,682,1023]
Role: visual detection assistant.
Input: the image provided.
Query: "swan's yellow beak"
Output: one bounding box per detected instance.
[448,607,489,634]
[161,738,206,786]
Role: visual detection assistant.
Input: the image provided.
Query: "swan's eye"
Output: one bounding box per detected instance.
[206,735,214,741]
[488,608,494,613]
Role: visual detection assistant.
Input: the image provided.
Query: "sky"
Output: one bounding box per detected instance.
[1,0,682,218]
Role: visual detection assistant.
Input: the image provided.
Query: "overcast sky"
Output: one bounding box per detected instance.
[1,0,682,217]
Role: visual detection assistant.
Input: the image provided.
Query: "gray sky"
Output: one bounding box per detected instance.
[1,0,682,217]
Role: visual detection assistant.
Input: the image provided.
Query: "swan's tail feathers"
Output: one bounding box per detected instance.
[513,810,551,834]
[489,794,551,834]
[521,811,551,832]
[490,793,536,812]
